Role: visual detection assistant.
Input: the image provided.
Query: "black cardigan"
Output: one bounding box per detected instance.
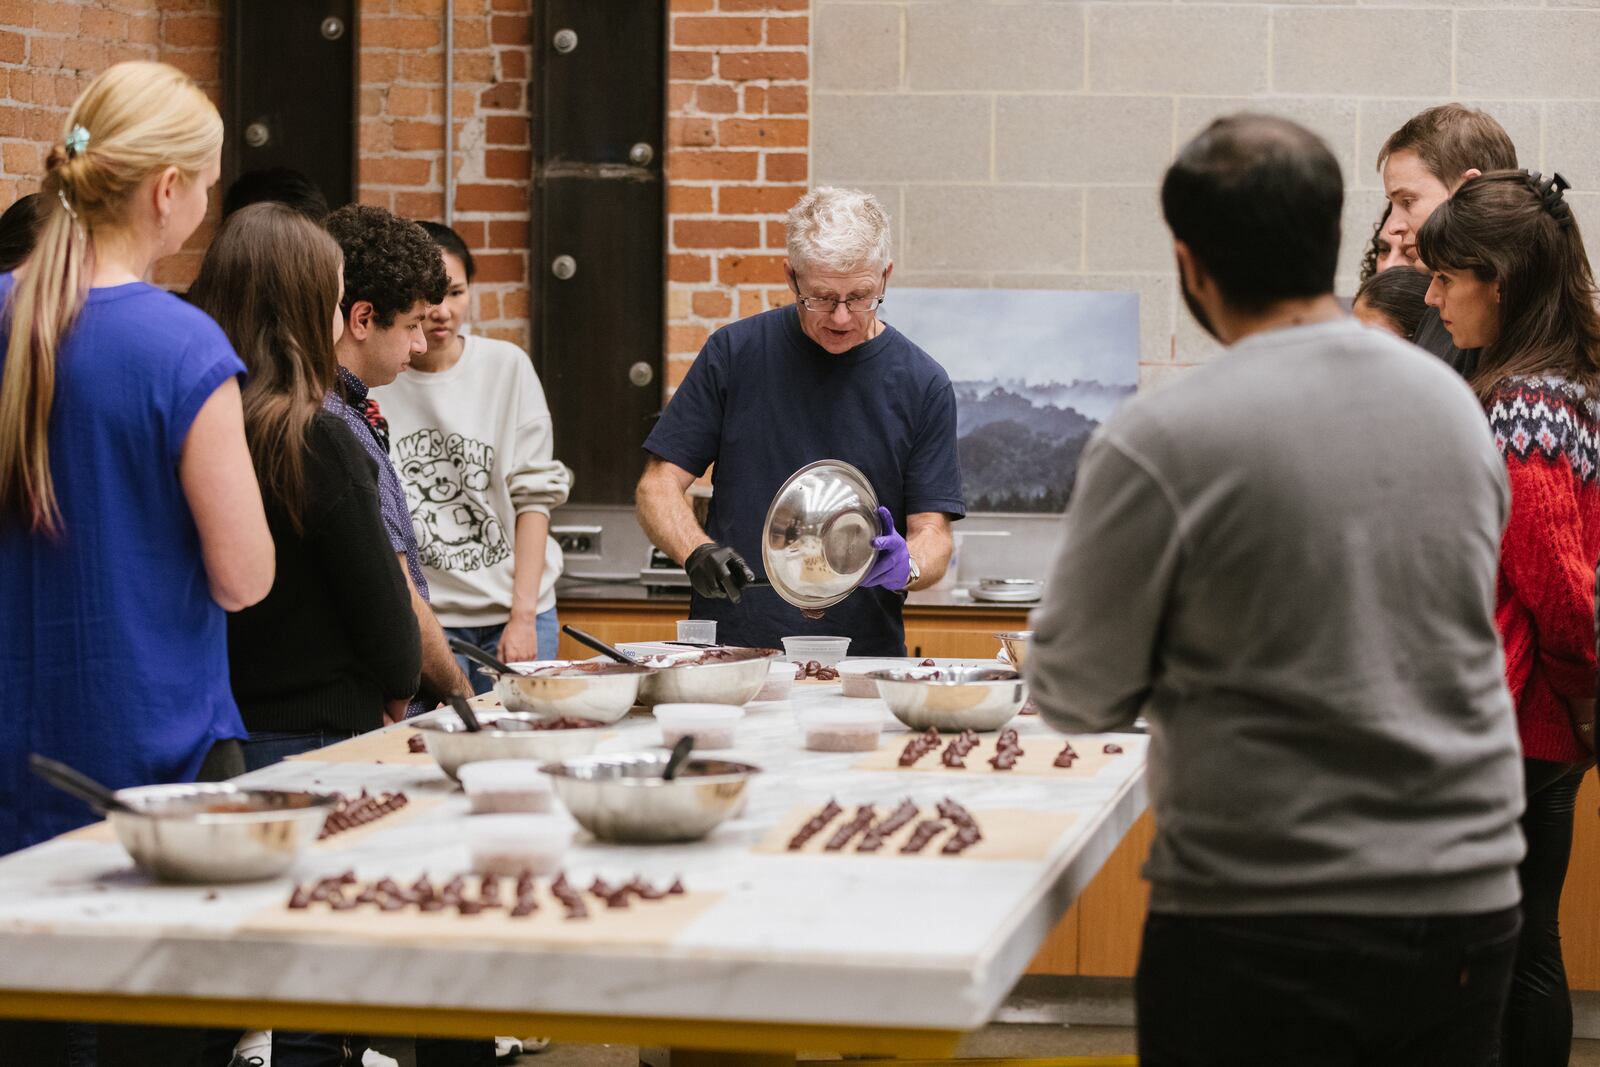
[228,413,421,733]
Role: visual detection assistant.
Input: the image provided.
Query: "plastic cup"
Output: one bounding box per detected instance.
[797,706,885,752]
[654,703,744,749]
[781,635,851,667]
[677,619,717,644]
[458,759,557,814]
[466,814,573,877]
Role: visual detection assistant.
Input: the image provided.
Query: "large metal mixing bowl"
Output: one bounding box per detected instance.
[107,784,337,883]
[868,666,1028,732]
[993,631,1033,668]
[415,712,605,780]
[633,647,781,708]
[496,660,653,723]
[541,752,759,843]
[761,459,881,612]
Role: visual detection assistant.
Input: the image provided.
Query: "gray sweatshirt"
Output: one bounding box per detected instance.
[1026,318,1525,916]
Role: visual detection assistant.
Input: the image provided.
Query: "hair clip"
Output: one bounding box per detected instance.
[1529,170,1574,227]
[64,125,90,159]
[55,187,77,221]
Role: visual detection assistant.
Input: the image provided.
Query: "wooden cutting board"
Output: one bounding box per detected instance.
[754,805,1076,862]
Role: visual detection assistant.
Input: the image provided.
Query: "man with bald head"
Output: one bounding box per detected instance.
[1026,114,1524,1066]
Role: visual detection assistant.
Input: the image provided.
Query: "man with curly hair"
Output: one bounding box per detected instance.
[324,204,470,715]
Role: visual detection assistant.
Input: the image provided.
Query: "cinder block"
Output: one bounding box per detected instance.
[903,185,1084,272]
[1083,187,1172,272]
[907,3,1083,92]
[814,93,992,182]
[1354,100,1541,191]
[1089,6,1268,95]
[1176,97,1358,184]
[1272,9,1450,96]
[1543,103,1600,190]
[1002,272,1176,364]
[814,3,903,92]
[1564,192,1600,274]
[888,271,994,290]
[997,96,1174,185]
[1457,11,1600,99]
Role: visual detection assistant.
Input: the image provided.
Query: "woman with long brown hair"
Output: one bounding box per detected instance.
[191,202,420,772]
[1418,170,1600,1067]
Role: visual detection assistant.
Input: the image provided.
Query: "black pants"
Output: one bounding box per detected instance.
[1137,906,1521,1066]
[1499,758,1589,1067]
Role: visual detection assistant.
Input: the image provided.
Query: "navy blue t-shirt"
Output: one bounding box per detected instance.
[644,306,965,655]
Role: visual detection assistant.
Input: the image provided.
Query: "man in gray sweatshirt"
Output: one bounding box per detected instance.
[1025,114,1525,1067]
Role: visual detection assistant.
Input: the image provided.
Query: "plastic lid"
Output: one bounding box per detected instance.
[464,813,574,845]
[654,703,745,725]
[798,705,885,728]
[458,760,554,795]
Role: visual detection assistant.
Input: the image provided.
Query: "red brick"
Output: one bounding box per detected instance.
[479,80,523,110]
[393,191,446,219]
[164,14,218,47]
[455,52,496,82]
[764,152,807,182]
[693,84,738,114]
[82,10,130,41]
[668,324,710,354]
[743,86,766,114]
[668,82,695,112]
[364,156,433,186]
[63,39,110,74]
[490,14,529,45]
[473,252,526,283]
[718,254,786,285]
[393,120,445,151]
[675,16,762,46]
[33,4,79,33]
[669,253,712,283]
[766,16,807,46]
[27,36,64,69]
[765,85,808,114]
[669,185,715,214]
[485,115,528,145]
[718,118,806,148]
[671,0,714,10]
[450,220,487,247]
[500,288,530,318]
[721,0,808,9]
[455,183,526,212]
[669,116,715,147]
[668,149,758,181]
[484,148,530,179]
[718,186,801,214]
[674,219,761,249]
[365,53,402,84]
[719,52,807,81]
[738,289,767,318]
[692,291,732,318]
[364,17,442,49]
[454,16,491,50]
[1,141,39,176]
[765,220,786,248]
[669,50,714,79]
[487,218,529,248]
[0,31,22,65]
[386,85,437,117]
[477,290,501,321]
[498,48,528,80]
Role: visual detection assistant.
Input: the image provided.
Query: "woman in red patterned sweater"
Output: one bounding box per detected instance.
[1419,169,1600,1067]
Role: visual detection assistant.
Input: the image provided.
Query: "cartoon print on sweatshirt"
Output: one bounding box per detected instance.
[394,428,510,572]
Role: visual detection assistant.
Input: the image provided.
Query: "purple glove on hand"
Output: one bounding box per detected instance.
[861,506,911,590]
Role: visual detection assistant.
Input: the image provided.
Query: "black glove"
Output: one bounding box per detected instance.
[685,542,755,603]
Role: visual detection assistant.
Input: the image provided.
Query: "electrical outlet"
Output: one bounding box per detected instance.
[553,525,603,559]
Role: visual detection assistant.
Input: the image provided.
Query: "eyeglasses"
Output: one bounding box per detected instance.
[793,289,886,314]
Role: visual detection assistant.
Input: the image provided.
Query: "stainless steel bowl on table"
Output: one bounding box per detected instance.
[495,660,652,723]
[542,752,759,843]
[761,459,882,613]
[868,665,1028,732]
[107,783,337,883]
[414,711,606,780]
[993,630,1033,668]
[632,647,781,708]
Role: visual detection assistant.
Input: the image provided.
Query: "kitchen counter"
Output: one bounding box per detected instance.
[557,577,1041,612]
[0,681,1144,1055]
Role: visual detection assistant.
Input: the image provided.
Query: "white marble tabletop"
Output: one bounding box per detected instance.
[0,674,1146,1042]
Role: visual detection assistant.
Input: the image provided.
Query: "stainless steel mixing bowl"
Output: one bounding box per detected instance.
[107,783,337,883]
[633,647,781,707]
[867,666,1028,732]
[541,752,759,843]
[495,660,653,723]
[414,712,605,780]
[761,459,881,612]
[993,630,1033,668]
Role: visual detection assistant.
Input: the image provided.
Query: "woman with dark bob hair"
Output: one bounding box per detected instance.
[1418,170,1600,1067]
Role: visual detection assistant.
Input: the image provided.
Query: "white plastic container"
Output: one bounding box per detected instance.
[837,658,908,698]
[676,619,717,644]
[798,705,885,752]
[466,814,573,877]
[655,703,744,749]
[782,635,851,667]
[751,660,800,702]
[458,759,557,815]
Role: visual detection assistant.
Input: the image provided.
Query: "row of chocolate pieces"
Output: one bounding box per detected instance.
[286,870,683,919]
[940,730,981,768]
[935,797,983,854]
[784,796,982,855]
[897,727,941,767]
[799,660,839,681]
[1051,740,1125,768]
[857,798,919,851]
[317,789,409,840]
[988,729,1024,771]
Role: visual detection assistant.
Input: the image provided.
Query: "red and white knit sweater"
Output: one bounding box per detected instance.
[1487,374,1600,764]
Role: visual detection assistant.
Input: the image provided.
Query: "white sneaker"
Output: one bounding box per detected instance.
[232,1031,271,1066]
[362,1049,400,1067]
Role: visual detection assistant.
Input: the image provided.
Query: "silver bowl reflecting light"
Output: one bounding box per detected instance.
[541,752,759,843]
[496,660,653,723]
[107,783,337,883]
[993,630,1033,668]
[762,459,881,612]
[634,647,781,707]
[415,712,605,780]
[868,666,1028,732]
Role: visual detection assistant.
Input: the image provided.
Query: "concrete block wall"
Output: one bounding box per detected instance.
[812,0,1600,383]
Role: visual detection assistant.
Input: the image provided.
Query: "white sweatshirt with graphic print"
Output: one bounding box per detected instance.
[374,334,572,626]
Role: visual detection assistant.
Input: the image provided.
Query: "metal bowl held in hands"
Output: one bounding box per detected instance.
[634,647,781,708]
[107,783,338,884]
[993,631,1033,669]
[496,660,653,724]
[415,711,606,780]
[542,751,759,843]
[762,459,881,612]
[868,666,1028,733]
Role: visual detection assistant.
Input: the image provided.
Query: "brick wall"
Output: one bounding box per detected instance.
[665,0,810,392]
[811,0,1600,390]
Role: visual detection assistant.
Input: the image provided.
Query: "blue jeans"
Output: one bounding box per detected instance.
[241,730,361,772]
[447,609,560,696]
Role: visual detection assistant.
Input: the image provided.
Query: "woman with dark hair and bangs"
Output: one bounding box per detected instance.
[1417,170,1600,1067]
[191,202,421,773]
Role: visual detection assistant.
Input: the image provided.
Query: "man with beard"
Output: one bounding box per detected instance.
[1025,114,1525,1066]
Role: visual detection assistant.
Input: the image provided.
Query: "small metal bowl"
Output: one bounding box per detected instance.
[107,784,337,884]
[634,647,781,708]
[867,666,1028,733]
[993,630,1033,668]
[496,660,654,723]
[414,712,605,780]
[541,752,759,843]
[762,459,881,612]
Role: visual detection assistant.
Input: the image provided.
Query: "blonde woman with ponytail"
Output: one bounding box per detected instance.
[0,64,274,869]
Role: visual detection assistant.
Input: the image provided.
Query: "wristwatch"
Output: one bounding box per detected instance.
[903,555,921,592]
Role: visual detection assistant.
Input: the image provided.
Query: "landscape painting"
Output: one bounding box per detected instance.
[883,289,1139,513]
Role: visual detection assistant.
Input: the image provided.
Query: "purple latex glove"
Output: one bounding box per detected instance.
[861,506,911,589]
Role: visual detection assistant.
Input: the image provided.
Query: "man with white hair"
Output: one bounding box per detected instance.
[636,187,964,654]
